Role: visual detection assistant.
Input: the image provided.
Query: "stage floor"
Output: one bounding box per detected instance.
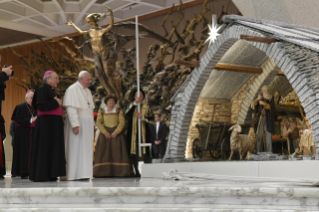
[2,175,319,211]
[1,175,313,189]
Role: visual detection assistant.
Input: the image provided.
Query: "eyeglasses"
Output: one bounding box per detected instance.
[50,77,59,80]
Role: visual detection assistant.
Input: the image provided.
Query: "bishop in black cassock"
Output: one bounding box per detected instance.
[29,71,66,182]
[11,91,37,179]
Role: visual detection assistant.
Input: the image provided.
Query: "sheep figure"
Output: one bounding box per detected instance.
[228,124,256,161]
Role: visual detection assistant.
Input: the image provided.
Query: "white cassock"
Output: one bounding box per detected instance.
[63,81,95,180]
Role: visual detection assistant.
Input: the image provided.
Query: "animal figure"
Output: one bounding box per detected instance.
[228,125,256,160]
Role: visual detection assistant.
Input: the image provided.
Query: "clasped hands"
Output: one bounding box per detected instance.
[54,96,62,106]
[155,140,161,145]
[31,116,37,123]
[105,131,117,139]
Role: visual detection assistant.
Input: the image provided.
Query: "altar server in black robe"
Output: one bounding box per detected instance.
[11,90,37,179]
[29,71,66,182]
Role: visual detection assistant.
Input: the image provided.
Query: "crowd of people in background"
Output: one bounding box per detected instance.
[4,69,167,182]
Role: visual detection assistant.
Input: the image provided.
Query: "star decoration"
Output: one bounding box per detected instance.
[205,14,223,46]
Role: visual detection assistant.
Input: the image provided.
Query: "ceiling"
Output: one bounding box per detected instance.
[232,0,319,28]
[0,0,195,47]
[0,27,43,46]
[200,40,269,99]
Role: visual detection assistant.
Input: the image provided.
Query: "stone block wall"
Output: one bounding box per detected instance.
[185,98,231,158]
[230,75,257,124]
[164,21,319,162]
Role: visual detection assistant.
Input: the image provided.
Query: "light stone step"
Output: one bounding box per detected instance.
[1,204,319,212]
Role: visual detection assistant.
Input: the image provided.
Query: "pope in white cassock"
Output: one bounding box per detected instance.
[63,71,95,180]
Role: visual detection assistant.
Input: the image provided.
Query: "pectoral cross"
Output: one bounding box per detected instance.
[88,102,90,106]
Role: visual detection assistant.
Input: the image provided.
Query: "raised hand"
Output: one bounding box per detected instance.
[105,6,112,13]
[65,20,74,26]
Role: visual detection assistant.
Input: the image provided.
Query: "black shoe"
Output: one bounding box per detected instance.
[49,177,58,181]
[21,176,29,179]
[0,175,4,179]
[135,173,141,178]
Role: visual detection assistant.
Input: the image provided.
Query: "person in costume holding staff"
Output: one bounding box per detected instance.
[63,71,95,181]
[29,71,66,182]
[94,95,131,177]
[126,89,154,177]
[11,90,37,179]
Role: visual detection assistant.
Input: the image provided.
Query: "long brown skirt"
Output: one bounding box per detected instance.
[93,127,131,177]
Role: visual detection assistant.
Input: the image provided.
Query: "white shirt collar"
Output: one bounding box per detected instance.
[77,81,86,90]
[104,106,117,114]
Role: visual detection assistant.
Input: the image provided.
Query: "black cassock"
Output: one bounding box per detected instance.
[125,105,153,159]
[29,83,66,182]
[0,71,9,177]
[11,102,37,177]
[0,115,6,176]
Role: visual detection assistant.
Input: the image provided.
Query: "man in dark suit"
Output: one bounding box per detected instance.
[152,114,167,159]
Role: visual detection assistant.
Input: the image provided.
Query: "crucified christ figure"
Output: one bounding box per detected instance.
[66,7,122,99]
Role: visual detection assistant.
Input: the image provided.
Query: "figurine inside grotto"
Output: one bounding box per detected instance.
[251,86,275,153]
[283,113,306,154]
[292,117,316,157]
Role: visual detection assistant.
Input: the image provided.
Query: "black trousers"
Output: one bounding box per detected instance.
[130,144,152,176]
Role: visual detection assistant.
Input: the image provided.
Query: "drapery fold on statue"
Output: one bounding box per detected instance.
[126,103,154,156]
[29,83,66,182]
[11,103,37,176]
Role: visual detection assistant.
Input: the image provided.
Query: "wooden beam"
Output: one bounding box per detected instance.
[175,60,200,67]
[214,63,263,74]
[51,0,215,41]
[240,35,278,44]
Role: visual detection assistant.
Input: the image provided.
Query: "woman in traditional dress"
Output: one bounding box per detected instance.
[93,95,130,177]
[11,90,37,179]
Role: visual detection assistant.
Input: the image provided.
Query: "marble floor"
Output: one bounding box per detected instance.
[3,175,319,211]
[1,174,317,188]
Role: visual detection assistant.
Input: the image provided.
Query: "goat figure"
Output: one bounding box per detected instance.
[228,124,256,161]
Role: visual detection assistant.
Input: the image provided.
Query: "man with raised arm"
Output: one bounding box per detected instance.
[63,71,95,181]
[29,71,66,182]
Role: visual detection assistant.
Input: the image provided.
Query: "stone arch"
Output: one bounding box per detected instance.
[163,24,319,162]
